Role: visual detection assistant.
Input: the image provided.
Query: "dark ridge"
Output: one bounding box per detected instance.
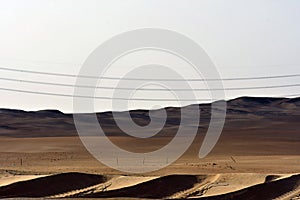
[0,96,299,137]
[0,96,298,115]
[83,175,206,199]
[0,109,65,114]
[34,109,65,115]
[285,97,300,104]
[228,96,286,105]
[33,110,67,118]
[0,108,26,112]
[0,109,68,118]
[199,174,300,200]
[0,172,107,198]
[0,109,27,115]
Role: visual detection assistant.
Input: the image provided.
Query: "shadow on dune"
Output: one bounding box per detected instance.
[0,172,106,198]
[199,174,300,200]
[80,175,206,199]
[0,173,299,199]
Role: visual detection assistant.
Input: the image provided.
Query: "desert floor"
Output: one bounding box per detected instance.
[0,135,299,199]
[0,135,299,175]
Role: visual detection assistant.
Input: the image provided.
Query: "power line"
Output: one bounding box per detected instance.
[0,87,215,102]
[285,94,300,97]
[0,76,300,91]
[0,66,300,81]
[0,87,298,101]
[0,57,77,66]
[1,57,299,69]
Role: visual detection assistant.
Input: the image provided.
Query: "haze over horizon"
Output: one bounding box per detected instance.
[0,95,299,114]
[0,0,300,112]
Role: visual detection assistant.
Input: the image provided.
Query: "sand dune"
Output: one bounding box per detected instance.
[201,173,269,197]
[0,172,106,198]
[0,173,299,199]
[81,175,207,199]
[104,175,159,191]
[199,174,300,200]
[50,175,159,198]
[0,175,46,186]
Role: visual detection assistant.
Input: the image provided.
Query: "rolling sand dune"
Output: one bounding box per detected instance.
[0,173,299,199]
[81,175,207,199]
[0,172,106,198]
[0,174,46,186]
[199,174,300,200]
[104,175,159,191]
[195,173,268,197]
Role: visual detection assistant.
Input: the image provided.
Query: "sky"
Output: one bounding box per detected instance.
[0,0,299,113]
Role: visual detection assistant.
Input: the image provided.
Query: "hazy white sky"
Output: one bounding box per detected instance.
[0,0,299,112]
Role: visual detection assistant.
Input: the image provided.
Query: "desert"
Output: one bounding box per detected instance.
[0,97,299,199]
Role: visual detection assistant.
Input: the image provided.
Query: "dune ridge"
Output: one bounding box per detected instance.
[0,173,299,199]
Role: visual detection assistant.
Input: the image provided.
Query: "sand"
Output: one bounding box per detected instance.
[0,173,299,199]
[0,135,299,199]
[0,175,46,186]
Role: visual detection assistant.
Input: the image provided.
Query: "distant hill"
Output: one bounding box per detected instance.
[0,97,299,138]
